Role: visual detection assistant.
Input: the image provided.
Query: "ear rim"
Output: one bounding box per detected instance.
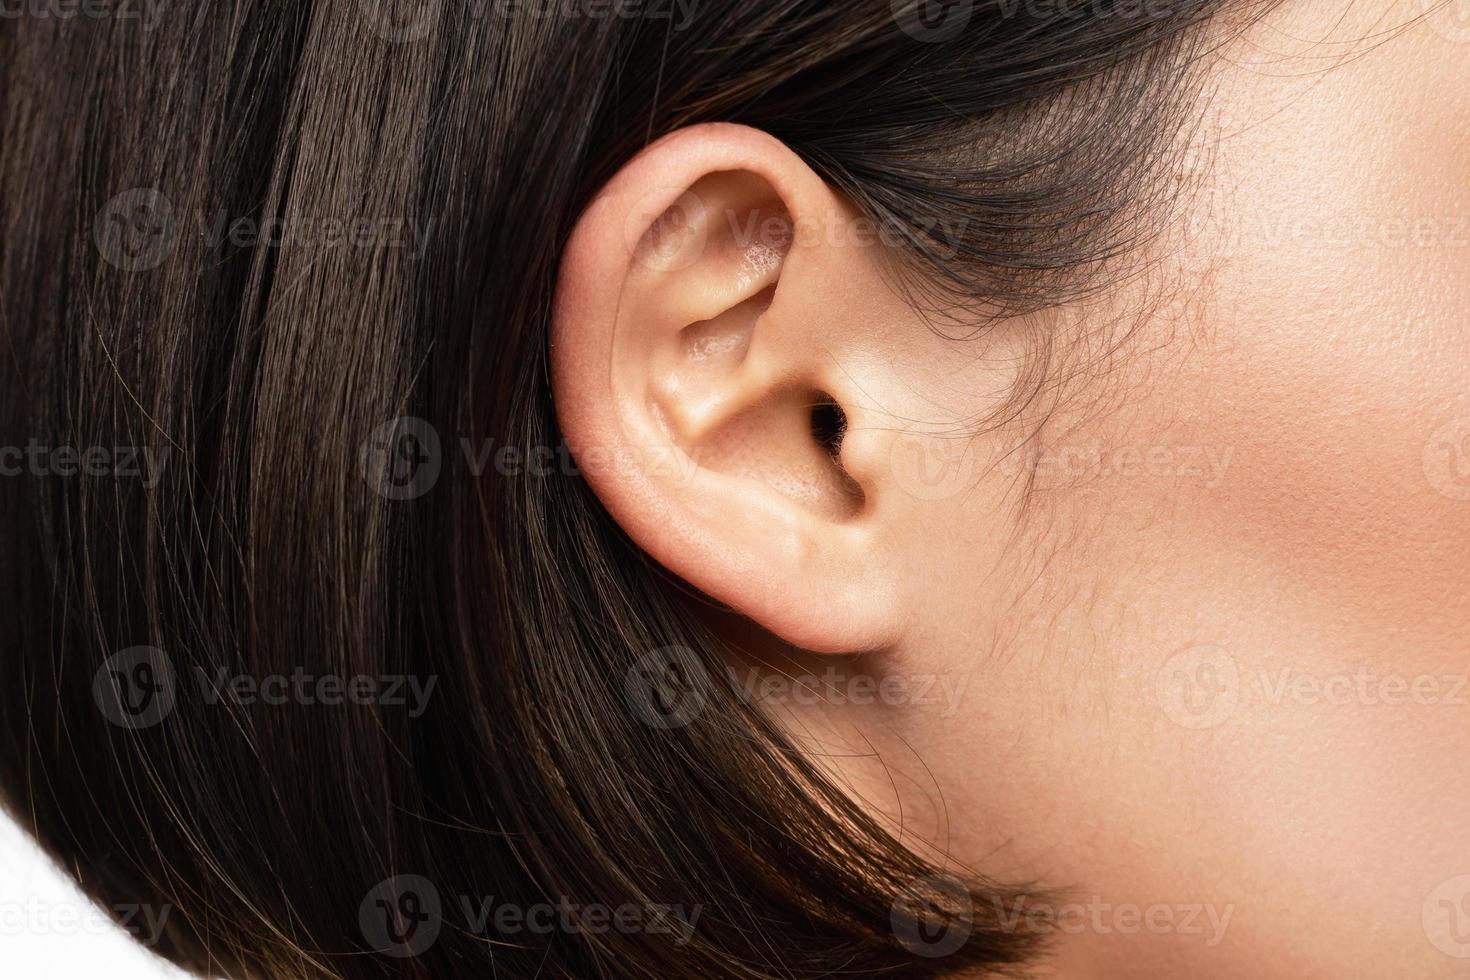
[550,123,903,655]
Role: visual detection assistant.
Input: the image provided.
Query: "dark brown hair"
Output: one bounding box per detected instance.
[0,1,1262,976]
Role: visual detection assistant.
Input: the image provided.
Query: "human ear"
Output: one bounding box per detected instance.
[551,124,905,654]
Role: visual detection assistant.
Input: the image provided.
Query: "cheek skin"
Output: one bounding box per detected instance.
[859,5,1470,978]
[1183,2,1470,652]
[1043,5,1470,974]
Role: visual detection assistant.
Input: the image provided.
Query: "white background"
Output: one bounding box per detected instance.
[0,810,183,979]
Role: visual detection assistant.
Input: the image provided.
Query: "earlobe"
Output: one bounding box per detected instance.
[551,124,903,654]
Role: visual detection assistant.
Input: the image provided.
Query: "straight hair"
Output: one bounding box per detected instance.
[0,1,1266,976]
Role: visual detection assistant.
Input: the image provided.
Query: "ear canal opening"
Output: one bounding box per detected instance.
[686,386,864,522]
[810,394,846,459]
[809,391,865,519]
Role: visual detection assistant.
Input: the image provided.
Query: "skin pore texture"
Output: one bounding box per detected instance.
[552,2,1470,977]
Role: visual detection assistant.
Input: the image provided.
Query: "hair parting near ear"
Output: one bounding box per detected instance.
[0,1,1274,978]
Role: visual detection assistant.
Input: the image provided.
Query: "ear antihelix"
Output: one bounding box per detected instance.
[680,285,774,372]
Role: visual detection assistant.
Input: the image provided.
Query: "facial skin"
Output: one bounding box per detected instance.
[552,2,1470,976]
